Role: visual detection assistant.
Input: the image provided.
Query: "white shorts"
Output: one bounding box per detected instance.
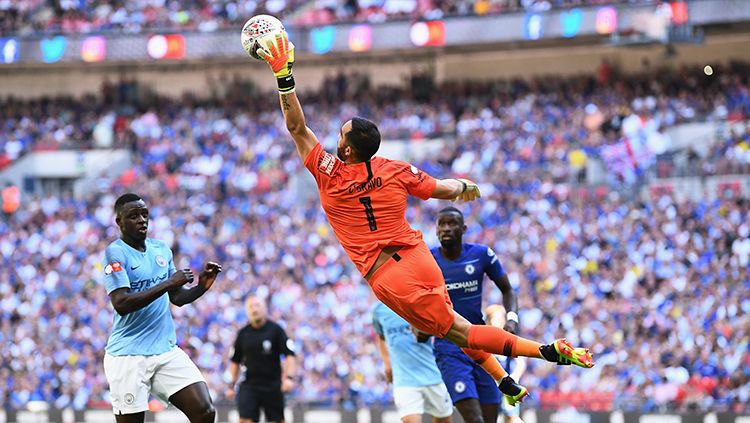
[103,347,206,415]
[393,383,453,419]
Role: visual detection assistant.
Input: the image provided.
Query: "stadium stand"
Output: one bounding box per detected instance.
[294,0,657,26]
[1,63,749,414]
[0,0,657,35]
[3,62,750,177]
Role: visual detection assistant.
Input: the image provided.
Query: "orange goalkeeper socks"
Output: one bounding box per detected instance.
[467,324,543,359]
[461,348,508,381]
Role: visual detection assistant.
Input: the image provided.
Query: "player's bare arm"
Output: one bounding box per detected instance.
[432,178,481,201]
[109,268,193,315]
[254,31,318,159]
[375,334,393,383]
[280,91,319,159]
[493,273,519,334]
[169,261,222,306]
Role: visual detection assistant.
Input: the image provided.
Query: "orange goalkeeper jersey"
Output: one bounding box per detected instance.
[304,142,438,276]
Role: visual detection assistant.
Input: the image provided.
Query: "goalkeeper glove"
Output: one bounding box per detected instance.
[453,178,481,202]
[258,34,295,93]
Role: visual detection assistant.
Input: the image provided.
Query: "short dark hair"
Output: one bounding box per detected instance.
[114,193,143,214]
[438,206,464,222]
[346,117,381,161]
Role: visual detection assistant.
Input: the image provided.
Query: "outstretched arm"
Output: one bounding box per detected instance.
[256,33,319,160]
[280,92,319,160]
[432,178,481,201]
[432,178,467,200]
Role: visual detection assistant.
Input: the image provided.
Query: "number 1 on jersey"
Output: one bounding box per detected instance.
[359,196,377,231]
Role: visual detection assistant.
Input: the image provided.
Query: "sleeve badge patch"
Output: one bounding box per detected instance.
[318,152,336,175]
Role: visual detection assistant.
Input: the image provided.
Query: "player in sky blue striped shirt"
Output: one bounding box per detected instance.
[101,193,222,423]
[373,301,453,423]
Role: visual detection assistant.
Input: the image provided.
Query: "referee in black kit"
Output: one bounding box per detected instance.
[227,294,298,423]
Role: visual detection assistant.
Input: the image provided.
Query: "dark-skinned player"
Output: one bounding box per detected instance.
[431,206,524,423]
[101,193,221,423]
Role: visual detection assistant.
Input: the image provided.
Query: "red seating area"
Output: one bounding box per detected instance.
[539,391,616,411]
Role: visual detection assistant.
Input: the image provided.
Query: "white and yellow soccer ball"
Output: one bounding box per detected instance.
[240,14,286,60]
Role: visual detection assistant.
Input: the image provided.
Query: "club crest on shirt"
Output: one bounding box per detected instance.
[465,264,475,275]
[155,255,167,267]
[263,339,272,354]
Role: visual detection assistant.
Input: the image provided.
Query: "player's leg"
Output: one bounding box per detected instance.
[259,388,286,423]
[435,351,482,423]
[472,363,500,423]
[151,348,215,423]
[444,319,525,401]
[444,312,594,368]
[114,413,146,423]
[482,403,499,423]
[369,245,593,368]
[394,386,426,423]
[454,399,484,423]
[421,384,454,423]
[103,354,151,423]
[168,382,215,423]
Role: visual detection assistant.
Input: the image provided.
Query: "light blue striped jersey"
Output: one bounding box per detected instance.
[102,238,177,356]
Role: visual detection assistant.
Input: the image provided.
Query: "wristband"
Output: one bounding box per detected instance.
[455,179,467,193]
[277,75,295,93]
[506,311,519,323]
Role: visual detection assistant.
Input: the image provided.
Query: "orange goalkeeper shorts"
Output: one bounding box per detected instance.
[368,242,455,337]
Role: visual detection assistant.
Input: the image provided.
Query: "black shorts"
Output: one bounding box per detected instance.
[237,384,285,422]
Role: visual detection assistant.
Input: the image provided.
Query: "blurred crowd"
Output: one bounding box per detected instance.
[0,0,308,35]
[297,0,655,26]
[3,62,750,179]
[1,62,750,414]
[0,0,655,36]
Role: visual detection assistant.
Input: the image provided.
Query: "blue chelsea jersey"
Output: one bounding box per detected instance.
[102,238,177,356]
[431,243,506,353]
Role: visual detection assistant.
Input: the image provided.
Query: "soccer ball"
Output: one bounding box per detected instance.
[241,14,286,60]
